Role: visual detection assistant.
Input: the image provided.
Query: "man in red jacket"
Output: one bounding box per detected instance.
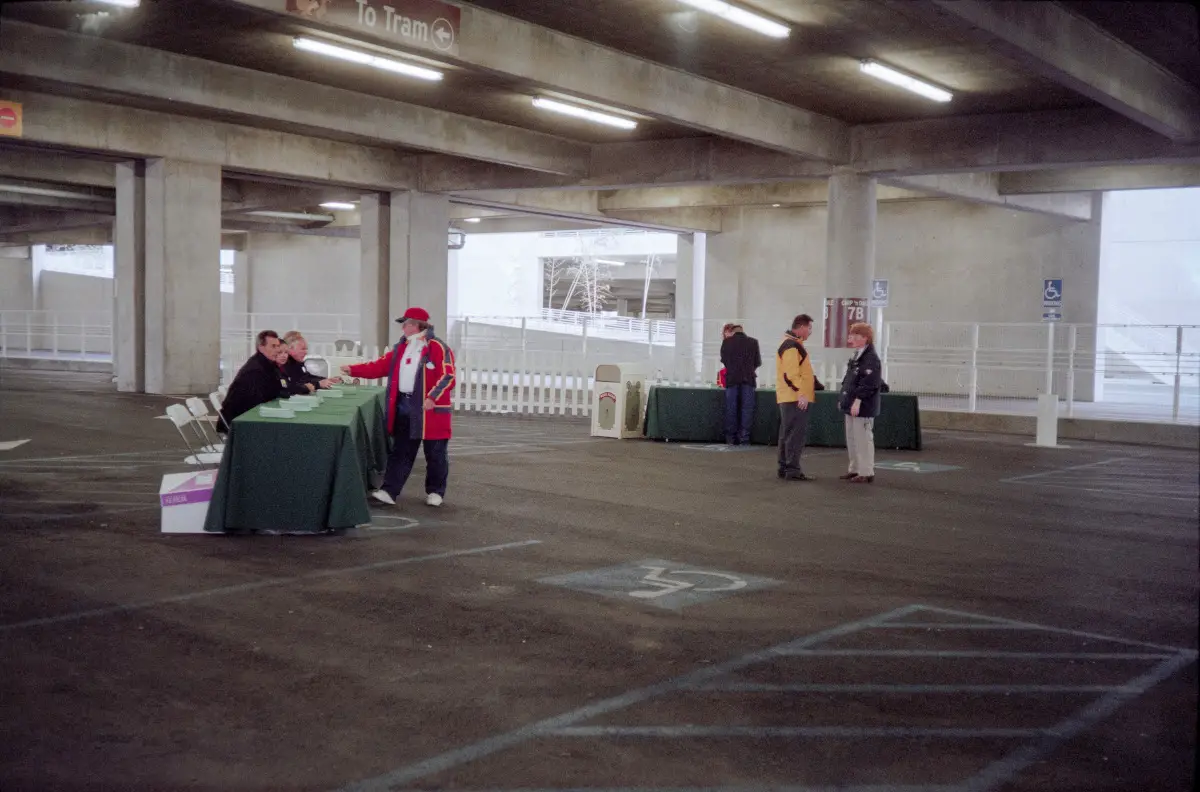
[340,307,456,507]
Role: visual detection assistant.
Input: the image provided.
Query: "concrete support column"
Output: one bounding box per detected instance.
[823,172,876,349]
[390,191,450,331]
[359,193,391,353]
[674,232,707,374]
[114,161,145,393]
[144,159,222,395]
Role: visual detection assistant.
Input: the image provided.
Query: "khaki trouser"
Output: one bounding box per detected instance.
[844,415,875,476]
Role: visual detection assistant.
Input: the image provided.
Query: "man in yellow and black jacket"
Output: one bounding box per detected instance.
[776,313,817,481]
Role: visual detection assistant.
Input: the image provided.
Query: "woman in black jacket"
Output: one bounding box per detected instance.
[838,322,883,483]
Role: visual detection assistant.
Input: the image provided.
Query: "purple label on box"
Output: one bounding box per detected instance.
[161,471,216,508]
[161,489,212,507]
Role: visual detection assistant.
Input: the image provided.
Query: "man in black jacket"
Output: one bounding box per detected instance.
[719,323,762,445]
[281,331,337,392]
[218,330,312,431]
[838,322,884,483]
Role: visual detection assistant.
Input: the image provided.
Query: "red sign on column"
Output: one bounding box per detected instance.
[823,297,868,348]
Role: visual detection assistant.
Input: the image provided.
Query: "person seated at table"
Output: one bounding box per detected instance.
[281,330,339,391]
[217,330,313,431]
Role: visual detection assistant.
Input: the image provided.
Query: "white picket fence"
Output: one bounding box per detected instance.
[225,340,725,418]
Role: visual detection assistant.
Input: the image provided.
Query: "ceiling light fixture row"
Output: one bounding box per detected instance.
[319,201,358,211]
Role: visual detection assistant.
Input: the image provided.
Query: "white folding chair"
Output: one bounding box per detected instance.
[217,384,228,398]
[209,391,231,433]
[165,404,222,467]
[185,397,225,453]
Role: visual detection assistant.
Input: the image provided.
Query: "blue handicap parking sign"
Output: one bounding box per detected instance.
[1042,279,1063,307]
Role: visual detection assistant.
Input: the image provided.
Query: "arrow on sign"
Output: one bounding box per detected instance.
[0,439,31,451]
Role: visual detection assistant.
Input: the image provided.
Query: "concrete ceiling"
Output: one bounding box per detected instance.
[463,0,1098,123]
[1,0,1199,235]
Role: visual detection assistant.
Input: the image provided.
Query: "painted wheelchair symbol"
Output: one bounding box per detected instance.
[629,566,748,599]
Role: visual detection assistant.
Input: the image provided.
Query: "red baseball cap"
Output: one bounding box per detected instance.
[396,307,430,323]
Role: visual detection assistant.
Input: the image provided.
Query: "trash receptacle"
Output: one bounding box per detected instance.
[591,363,647,439]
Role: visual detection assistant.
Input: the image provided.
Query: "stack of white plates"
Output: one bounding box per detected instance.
[259,405,296,419]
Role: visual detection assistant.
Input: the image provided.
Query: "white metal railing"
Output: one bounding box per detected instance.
[883,321,1200,424]
[0,309,113,359]
[6,309,1195,425]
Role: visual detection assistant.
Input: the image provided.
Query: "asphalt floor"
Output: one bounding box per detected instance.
[0,368,1196,792]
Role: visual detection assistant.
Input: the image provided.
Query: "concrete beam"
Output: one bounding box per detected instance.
[224,0,847,162]
[424,139,837,192]
[0,227,114,246]
[998,164,1200,194]
[892,0,1200,141]
[853,108,1200,175]
[452,190,718,233]
[456,217,605,235]
[597,182,923,211]
[0,191,115,213]
[881,173,1094,220]
[221,182,358,214]
[220,219,358,238]
[0,150,117,188]
[5,90,417,190]
[0,21,586,176]
[0,213,113,244]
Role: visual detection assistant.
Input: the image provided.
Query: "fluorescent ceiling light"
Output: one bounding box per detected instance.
[772,203,782,207]
[595,258,626,266]
[677,0,790,39]
[95,0,139,6]
[246,210,334,222]
[294,37,443,82]
[319,202,357,211]
[462,217,482,223]
[532,97,637,130]
[860,59,952,103]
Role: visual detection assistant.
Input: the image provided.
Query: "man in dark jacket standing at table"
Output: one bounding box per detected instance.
[839,322,884,483]
[719,323,762,445]
[218,330,313,430]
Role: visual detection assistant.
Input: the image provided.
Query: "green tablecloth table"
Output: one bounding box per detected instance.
[203,386,389,533]
[642,387,922,450]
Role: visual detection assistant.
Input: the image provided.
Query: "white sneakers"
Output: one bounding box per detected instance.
[370,489,396,506]
[371,489,443,507]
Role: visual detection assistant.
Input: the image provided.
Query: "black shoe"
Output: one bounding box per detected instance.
[783,473,815,481]
[849,475,874,484]
[839,472,857,480]
[777,469,786,479]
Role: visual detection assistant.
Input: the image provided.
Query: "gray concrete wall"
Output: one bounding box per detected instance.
[245,233,360,318]
[0,252,33,311]
[704,198,1103,398]
[38,270,113,314]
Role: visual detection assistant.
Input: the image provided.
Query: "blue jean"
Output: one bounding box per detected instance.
[724,383,756,444]
[382,396,449,498]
